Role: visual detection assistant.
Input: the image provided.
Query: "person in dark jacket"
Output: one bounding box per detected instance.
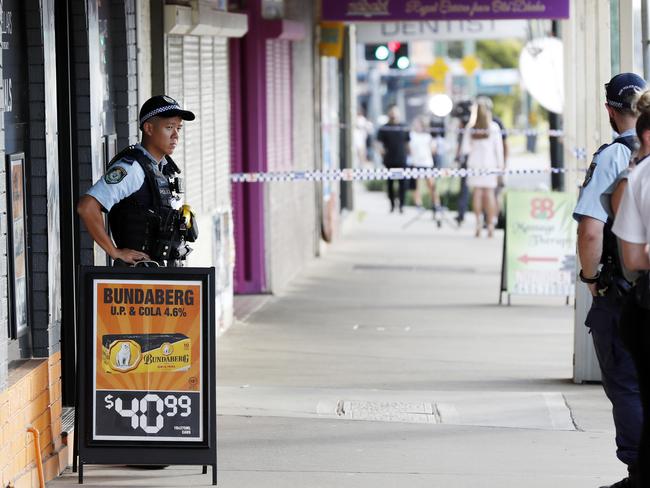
[376,105,410,213]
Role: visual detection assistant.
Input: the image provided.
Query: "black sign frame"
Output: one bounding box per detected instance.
[75,266,217,485]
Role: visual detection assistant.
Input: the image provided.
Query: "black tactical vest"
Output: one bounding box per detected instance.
[107,147,181,262]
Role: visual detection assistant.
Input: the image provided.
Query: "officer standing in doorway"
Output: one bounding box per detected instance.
[78,95,198,267]
[573,73,645,488]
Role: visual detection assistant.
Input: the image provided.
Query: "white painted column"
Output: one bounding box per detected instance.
[566,0,613,383]
[619,0,636,72]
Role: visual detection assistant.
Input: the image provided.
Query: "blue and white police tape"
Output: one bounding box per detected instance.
[322,123,565,138]
[231,166,586,183]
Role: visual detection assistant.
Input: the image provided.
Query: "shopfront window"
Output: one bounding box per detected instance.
[3,0,32,361]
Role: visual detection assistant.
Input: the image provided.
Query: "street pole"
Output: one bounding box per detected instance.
[550,20,564,191]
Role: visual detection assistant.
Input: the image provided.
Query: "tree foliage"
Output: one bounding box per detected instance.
[476,39,523,69]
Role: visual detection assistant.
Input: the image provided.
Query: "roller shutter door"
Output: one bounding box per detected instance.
[183,36,202,212]
[166,35,230,214]
[213,38,230,210]
[166,35,185,174]
[265,39,292,171]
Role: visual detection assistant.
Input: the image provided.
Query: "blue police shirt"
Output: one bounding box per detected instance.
[573,128,636,223]
[86,144,167,212]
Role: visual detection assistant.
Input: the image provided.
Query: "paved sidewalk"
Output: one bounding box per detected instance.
[51,188,623,487]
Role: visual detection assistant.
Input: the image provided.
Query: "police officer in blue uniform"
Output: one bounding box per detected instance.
[78,95,197,267]
[573,73,646,488]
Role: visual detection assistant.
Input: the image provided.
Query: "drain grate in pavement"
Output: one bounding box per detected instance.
[336,400,440,424]
[353,264,479,274]
[331,393,576,430]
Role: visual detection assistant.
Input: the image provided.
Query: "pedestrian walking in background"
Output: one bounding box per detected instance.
[409,116,441,225]
[613,87,650,488]
[460,98,504,237]
[354,105,373,168]
[574,72,646,488]
[477,96,509,225]
[377,105,409,213]
[452,101,472,226]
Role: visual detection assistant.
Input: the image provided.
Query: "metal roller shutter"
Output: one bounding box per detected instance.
[265,39,292,172]
[166,35,185,174]
[166,35,230,215]
[183,36,202,212]
[213,37,230,210]
[200,37,216,210]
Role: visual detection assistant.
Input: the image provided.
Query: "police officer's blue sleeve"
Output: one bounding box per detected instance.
[86,161,145,212]
[600,168,631,219]
[573,144,630,223]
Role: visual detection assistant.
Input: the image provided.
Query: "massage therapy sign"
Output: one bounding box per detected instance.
[93,279,203,442]
[506,191,577,297]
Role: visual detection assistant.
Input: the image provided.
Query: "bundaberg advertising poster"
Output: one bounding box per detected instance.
[93,279,203,442]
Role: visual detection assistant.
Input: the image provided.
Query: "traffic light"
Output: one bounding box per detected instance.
[390,43,409,70]
[364,43,390,61]
[364,42,409,69]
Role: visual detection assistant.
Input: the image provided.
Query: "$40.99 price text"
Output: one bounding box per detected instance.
[104,393,192,434]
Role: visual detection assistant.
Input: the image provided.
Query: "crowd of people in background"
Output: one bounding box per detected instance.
[361,96,508,237]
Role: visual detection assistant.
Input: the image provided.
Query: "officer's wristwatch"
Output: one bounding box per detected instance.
[579,269,600,284]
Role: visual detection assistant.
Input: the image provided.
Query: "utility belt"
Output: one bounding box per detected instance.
[596,264,633,303]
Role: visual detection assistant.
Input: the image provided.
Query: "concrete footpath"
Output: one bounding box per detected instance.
[52,188,624,487]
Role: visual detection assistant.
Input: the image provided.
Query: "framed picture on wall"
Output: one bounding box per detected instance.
[6,152,29,340]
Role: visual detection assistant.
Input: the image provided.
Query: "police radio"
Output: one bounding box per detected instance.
[155,158,198,266]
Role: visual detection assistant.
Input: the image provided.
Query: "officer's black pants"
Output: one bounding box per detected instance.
[585,296,642,468]
[620,297,650,485]
[386,179,406,211]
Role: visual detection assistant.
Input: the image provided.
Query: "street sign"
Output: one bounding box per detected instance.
[477,68,519,94]
[427,57,448,81]
[323,0,570,21]
[461,54,480,75]
[320,21,345,58]
[503,191,576,297]
[355,20,528,42]
[76,267,217,485]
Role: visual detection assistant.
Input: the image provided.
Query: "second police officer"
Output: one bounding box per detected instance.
[573,73,645,488]
[78,95,198,267]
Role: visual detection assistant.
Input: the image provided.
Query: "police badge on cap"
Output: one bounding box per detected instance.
[138,95,196,129]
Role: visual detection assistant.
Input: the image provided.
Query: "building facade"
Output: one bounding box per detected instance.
[0,0,329,485]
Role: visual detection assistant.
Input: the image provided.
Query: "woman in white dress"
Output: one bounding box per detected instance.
[409,116,441,223]
[460,99,505,237]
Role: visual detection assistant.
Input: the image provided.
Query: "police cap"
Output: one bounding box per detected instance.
[605,73,647,109]
[139,95,195,129]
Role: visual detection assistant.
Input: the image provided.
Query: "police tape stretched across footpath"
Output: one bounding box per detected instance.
[230,166,586,183]
[321,123,565,138]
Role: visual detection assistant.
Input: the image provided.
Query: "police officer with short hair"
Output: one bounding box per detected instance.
[573,73,645,488]
[78,95,197,267]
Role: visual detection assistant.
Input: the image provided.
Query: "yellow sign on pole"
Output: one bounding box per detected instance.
[461,54,480,75]
[427,80,446,94]
[319,22,345,59]
[427,57,449,82]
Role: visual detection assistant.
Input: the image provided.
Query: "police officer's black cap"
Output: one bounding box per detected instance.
[605,73,647,109]
[139,95,195,129]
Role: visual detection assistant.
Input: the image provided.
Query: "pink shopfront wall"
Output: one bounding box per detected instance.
[230,0,304,294]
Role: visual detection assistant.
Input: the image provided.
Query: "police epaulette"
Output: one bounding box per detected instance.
[107,145,139,169]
